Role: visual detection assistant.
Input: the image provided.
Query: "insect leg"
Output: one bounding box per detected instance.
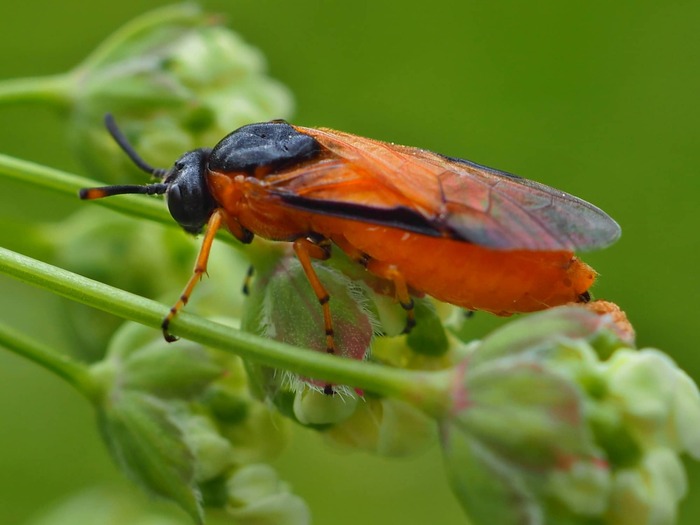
[329,235,369,267]
[292,237,336,354]
[162,209,223,342]
[366,260,416,334]
[242,265,255,295]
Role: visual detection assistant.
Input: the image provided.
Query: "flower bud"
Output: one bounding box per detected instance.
[607,448,687,525]
[242,251,376,401]
[43,206,249,354]
[206,353,291,464]
[173,411,234,484]
[202,382,250,425]
[40,209,200,354]
[25,487,185,525]
[225,464,311,525]
[325,397,436,456]
[440,305,700,525]
[293,387,359,426]
[603,348,700,457]
[44,208,195,298]
[66,5,293,181]
[90,321,294,521]
[218,398,290,466]
[1,5,291,181]
[92,322,223,399]
[97,390,202,523]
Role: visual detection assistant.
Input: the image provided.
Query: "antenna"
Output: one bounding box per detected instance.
[79,183,168,200]
[104,114,167,178]
[79,115,170,200]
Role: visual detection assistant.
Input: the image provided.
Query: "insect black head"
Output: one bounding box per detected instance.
[208,121,321,176]
[79,114,218,234]
[163,149,217,233]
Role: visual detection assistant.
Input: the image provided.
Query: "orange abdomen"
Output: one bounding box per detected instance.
[209,173,597,315]
[317,219,596,315]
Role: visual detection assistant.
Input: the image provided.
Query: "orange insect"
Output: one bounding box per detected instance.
[80,115,620,351]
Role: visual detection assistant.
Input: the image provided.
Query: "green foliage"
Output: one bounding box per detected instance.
[1,3,699,525]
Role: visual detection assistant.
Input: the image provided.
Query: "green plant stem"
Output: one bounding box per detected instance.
[0,247,452,417]
[76,4,203,72]
[0,6,203,108]
[0,322,97,401]
[0,153,241,249]
[0,74,74,106]
[0,153,170,226]
[0,154,449,415]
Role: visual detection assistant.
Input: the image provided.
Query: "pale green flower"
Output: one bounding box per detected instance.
[226,465,311,525]
[440,306,700,525]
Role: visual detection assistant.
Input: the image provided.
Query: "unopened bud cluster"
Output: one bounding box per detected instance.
[90,322,308,524]
[441,307,700,525]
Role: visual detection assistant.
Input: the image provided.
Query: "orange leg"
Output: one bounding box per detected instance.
[293,237,335,354]
[333,235,416,334]
[366,260,416,334]
[330,234,370,267]
[162,209,223,342]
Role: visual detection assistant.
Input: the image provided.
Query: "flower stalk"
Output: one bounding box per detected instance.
[0,74,74,106]
[0,245,450,414]
[0,321,97,400]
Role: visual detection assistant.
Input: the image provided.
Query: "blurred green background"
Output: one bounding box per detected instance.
[0,1,698,524]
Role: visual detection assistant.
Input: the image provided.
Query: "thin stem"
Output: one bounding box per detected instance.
[0,153,450,414]
[0,322,97,401]
[0,247,451,416]
[0,153,171,226]
[0,6,203,108]
[77,4,204,72]
[0,74,75,106]
[0,153,241,249]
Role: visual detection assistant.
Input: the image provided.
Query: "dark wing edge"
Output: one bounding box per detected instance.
[277,192,448,238]
[434,153,621,251]
[273,128,621,252]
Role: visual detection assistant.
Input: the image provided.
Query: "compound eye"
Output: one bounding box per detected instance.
[166,183,202,233]
[165,149,218,234]
[166,183,188,225]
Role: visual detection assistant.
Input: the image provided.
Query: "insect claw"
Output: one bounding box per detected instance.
[163,332,179,343]
[161,321,179,343]
[401,316,417,334]
[242,265,255,295]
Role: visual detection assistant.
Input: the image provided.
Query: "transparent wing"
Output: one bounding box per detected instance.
[264,127,620,251]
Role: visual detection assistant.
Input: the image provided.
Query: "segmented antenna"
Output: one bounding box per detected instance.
[104,114,167,178]
[78,183,168,200]
[78,115,170,201]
